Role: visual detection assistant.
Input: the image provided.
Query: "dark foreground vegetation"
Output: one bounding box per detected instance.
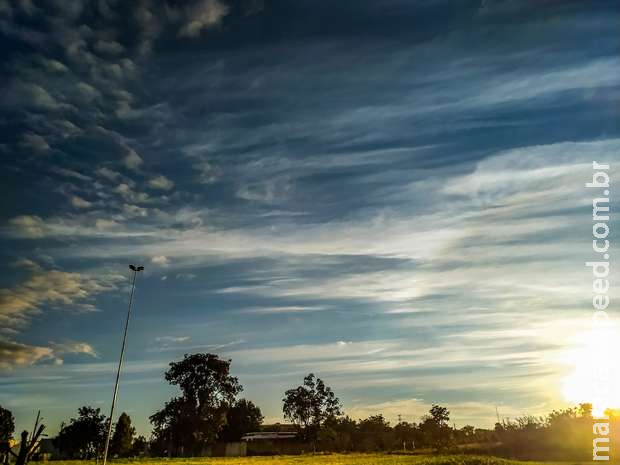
[28,455,610,465]
[2,353,618,463]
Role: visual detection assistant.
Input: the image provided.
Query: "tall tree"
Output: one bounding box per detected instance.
[131,436,149,457]
[219,399,263,441]
[150,353,242,456]
[419,404,452,450]
[53,406,107,459]
[283,373,342,444]
[0,406,14,442]
[0,407,15,465]
[110,412,135,457]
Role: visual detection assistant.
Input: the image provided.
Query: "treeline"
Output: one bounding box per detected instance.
[1,353,618,461]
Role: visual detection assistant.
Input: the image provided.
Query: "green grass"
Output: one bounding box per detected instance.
[31,455,597,465]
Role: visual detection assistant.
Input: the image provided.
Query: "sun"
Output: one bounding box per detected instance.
[561,327,620,417]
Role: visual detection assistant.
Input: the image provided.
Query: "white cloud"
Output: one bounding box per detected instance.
[76,82,100,102]
[11,82,65,110]
[21,133,49,152]
[93,39,124,55]
[177,0,228,37]
[237,305,324,315]
[0,267,118,334]
[8,215,45,238]
[96,166,121,181]
[95,219,119,230]
[122,203,148,218]
[70,195,92,209]
[0,340,57,371]
[123,148,143,170]
[151,255,169,266]
[155,336,190,343]
[0,339,99,372]
[51,341,99,358]
[115,183,150,203]
[148,175,174,190]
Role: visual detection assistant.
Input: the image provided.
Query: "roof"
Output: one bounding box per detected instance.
[241,431,298,441]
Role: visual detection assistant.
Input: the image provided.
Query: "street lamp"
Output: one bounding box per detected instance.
[102,264,144,465]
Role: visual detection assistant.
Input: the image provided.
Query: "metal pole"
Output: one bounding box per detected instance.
[102,265,142,465]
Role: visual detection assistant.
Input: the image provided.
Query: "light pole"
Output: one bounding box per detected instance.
[102,264,144,465]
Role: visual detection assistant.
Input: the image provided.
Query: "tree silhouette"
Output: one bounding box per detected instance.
[131,435,149,457]
[419,404,452,450]
[0,406,13,442]
[150,353,242,456]
[0,406,14,465]
[283,373,342,445]
[53,407,106,459]
[219,399,263,442]
[110,412,135,457]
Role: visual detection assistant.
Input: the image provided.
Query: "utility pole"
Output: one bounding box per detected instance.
[102,265,144,465]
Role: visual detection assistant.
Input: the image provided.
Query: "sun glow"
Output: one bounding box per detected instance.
[562,327,620,416]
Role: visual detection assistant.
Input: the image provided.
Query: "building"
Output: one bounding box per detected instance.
[242,429,305,455]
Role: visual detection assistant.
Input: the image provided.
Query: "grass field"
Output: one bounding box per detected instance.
[31,455,597,465]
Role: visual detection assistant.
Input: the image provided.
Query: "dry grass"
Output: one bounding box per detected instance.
[32,455,597,465]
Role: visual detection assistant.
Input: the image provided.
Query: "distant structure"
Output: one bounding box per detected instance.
[241,427,301,455]
[241,431,298,441]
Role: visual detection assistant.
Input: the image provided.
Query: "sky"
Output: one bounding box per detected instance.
[1,0,620,436]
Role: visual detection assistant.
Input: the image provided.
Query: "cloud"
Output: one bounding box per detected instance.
[96,167,121,181]
[52,167,92,181]
[8,82,64,110]
[40,58,68,73]
[95,218,120,230]
[175,273,196,281]
[237,305,325,315]
[177,0,228,37]
[51,341,99,358]
[115,184,150,203]
[0,339,98,372]
[8,215,45,238]
[0,340,57,371]
[151,255,169,266]
[93,39,124,56]
[148,175,174,190]
[12,258,41,271]
[122,203,148,218]
[155,336,190,343]
[0,267,118,333]
[20,133,50,152]
[123,149,143,170]
[70,195,92,209]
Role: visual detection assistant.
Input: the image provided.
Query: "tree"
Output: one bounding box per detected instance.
[0,406,14,465]
[0,406,14,441]
[357,415,393,451]
[8,413,45,465]
[393,421,417,451]
[110,412,135,457]
[419,405,452,450]
[429,404,450,425]
[131,436,149,457]
[53,406,107,459]
[150,353,242,456]
[578,403,593,418]
[319,416,357,452]
[219,399,263,442]
[282,373,342,444]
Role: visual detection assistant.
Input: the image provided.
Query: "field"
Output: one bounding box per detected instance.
[31,455,599,465]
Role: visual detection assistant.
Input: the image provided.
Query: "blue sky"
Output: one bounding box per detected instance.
[1,0,620,436]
